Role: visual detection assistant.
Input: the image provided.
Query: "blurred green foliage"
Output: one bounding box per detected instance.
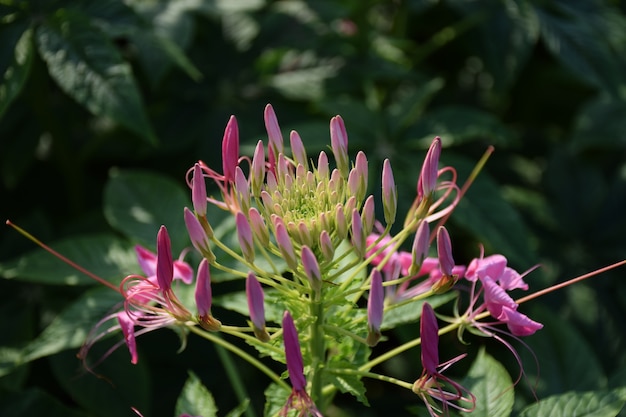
[1,0,626,416]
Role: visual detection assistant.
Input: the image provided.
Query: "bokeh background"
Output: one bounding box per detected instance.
[1,1,626,416]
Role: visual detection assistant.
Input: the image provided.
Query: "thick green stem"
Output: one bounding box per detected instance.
[309,297,326,407]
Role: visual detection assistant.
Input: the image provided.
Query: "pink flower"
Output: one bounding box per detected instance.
[280,311,323,417]
[412,303,475,417]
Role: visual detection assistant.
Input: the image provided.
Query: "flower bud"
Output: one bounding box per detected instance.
[156,226,174,293]
[222,115,239,183]
[192,163,207,217]
[234,166,250,212]
[246,272,269,342]
[250,141,266,197]
[419,137,441,198]
[290,130,308,169]
[330,115,349,177]
[361,195,375,237]
[301,245,322,293]
[319,230,335,262]
[273,218,298,271]
[195,259,221,331]
[350,209,365,257]
[236,212,255,263]
[409,220,430,276]
[265,104,284,165]
[184,208,215,263]
[367,269,384,346]
[248,207,270,246]
[382,159,397,226]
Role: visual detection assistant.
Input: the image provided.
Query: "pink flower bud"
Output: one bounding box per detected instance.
[317,151,329,181]
[367,269,384,346]
[192,163,207,217]
[361,195,375,236]
[282,311,306,391]
[319,230,335,262]
[330,115,349,177]
[250,141,266,197]
[246,272,270,342]
[156,226,174,292]
[301,245,321,293]
[195,259,221,331]
[290,130,308,169]
[222,115,239,183]
[419,137,441,197]
[184,208,215,263]
[436,226,454,277]
[236,212,255,263]
[264,104,284,164]
[409,220,430,275]
[420,302,439,373]
[273,218,298,271]
[234,166,250,212]
[382,159,397,226]
[351,209,365,257]
[248,207,269,246]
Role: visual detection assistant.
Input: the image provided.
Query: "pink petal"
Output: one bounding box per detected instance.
[482,276,517,319]
[117,312,138,364]
[499,306,543,336]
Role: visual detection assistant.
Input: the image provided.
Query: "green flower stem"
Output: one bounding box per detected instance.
[213,343,258,417]
[326,368,413,390]
[359,321,460,371]
[188,326,290,391]
[309,298,326,406]
[220,327,285,356]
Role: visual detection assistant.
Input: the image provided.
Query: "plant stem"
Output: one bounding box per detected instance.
[309,297,326,407]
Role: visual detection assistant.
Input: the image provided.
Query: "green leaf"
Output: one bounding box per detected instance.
[0,23,34,119]
[518,389,625,417]
[35,9,156,143]
[175,371,218,417]
[0,287,121,377]
[537,4,625,98]
[224,399,250,417]
[326,372,369,406]
[0,234,138,286]
[0,387,86,417]
[406,106,517,148]
[103,169,189,253]
[463,349,513,417]
[570,96,626,152]
[264,383,290,417]
[49,347,151,417]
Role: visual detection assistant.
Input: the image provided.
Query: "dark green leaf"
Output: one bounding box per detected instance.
[522,306,606,396]
[518,389,625,417]
[0,23,34,119]
[326,372,369,406]
[103,169,189,253]
[570,96,626,152]
[0,234,138,285]
[0,387,86,417]
[175,371,218,417]
[463,349,513,417]
[224,399,250,417]
[35,9,156,143]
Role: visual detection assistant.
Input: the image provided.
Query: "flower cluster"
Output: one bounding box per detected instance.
[26,104,554,417]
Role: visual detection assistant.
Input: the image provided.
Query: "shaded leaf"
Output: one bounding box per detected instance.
[175,371,218,417]
[224,399,250,417]
[0,287,121,377]
[326,372,369,406]
[0,387,85,417]
[49,347,151,417]
[36,9,156,143]
[570,96,626,152]
[522,306,606,397]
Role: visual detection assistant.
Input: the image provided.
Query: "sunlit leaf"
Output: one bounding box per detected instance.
[103,169,190,253]
[518,389,625,417]
[463,349,513,417]
[175,371,218,417]
[0,234,138,286]
[0,22,34,119]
